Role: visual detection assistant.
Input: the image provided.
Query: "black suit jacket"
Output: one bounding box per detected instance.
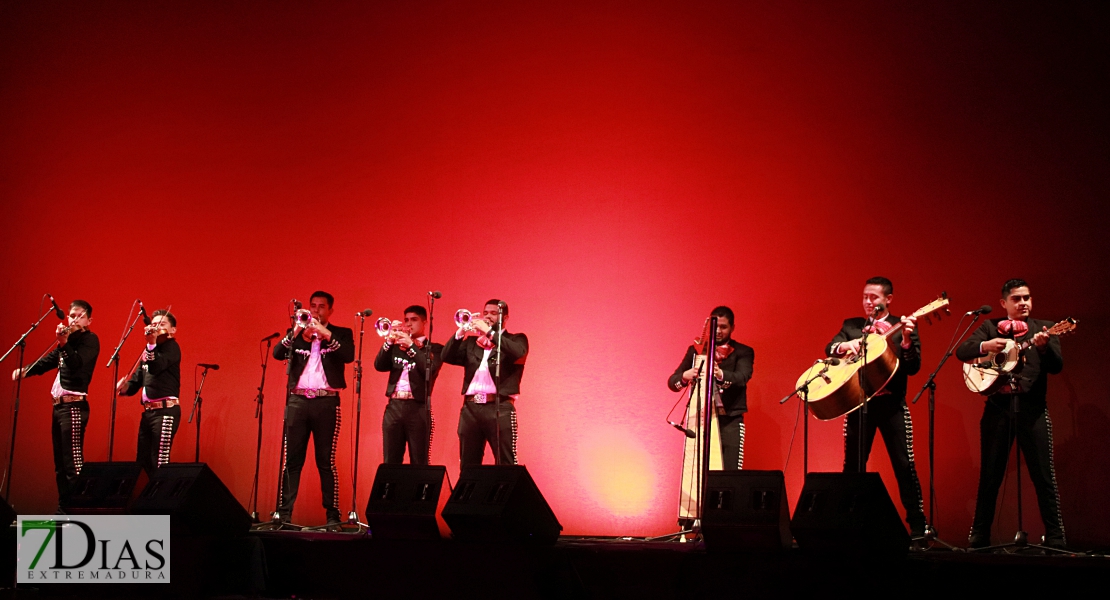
[373,340,444,402]
[668,339,755,417]
[825,315,921,401]
[955,317,1063,402]
[121,338,181,399]
[442,331,528,396]
[27,329,100,394]
[273,323,355,390]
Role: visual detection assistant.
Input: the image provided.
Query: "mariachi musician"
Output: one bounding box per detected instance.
[116,309,181,474]
[11,299,100,508]
[373,305,443,465]
[668,306,755,470]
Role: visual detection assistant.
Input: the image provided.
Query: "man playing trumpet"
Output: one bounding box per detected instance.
[116,310,181,475]
[373,305,443,465]
[442,300,529,467]
[272,291,354,526]
[12,299,99,509]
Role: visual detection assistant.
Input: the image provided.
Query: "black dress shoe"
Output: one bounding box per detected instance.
[968,532,990,549]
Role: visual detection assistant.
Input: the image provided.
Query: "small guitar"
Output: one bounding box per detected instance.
[961,317,1078,395]
[795,294,950,421]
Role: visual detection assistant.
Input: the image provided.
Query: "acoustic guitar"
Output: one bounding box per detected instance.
[961,317,1077,395]
[794,295,950,421]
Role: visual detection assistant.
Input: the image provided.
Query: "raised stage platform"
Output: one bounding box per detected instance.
[7,529,1109,598]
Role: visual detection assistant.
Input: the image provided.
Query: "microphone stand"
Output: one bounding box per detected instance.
[249,337,274,523]
[270,309,300,527]
[778,361,835,476]
[425,295,436,462]
[1,309,56,500]
[348,313,367,527]
[105,310,144,462]
[694,317,720,541]
[909,311,981,551]
[856,309,881,473]
[189,365,213,462]
[493,305,504,466]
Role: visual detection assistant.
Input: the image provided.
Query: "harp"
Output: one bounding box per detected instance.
[676,318,723,526]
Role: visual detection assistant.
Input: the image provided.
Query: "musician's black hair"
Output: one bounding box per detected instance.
[404,305,427,319]
[1001,279,1030,298]
[710,306,734,327]
[70,299,93,318]
[485,299,507,317]
[310,291,335,309]
[865,276,894,296]
[152,309,176,327]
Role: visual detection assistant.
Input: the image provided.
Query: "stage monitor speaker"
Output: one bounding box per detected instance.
[365,464,451,540]
[61,462,147,515]
[130,463,251,536]
[441,465,562,545]
[701,470,791,551]
[790,472,909,556]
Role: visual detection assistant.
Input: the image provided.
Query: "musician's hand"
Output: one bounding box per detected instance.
[681,368,700,383]
[55,323,69,346]
[900,315,917,349]
[981,338,1008,353]
[713,365,724,381]
[473,319,492,335]
[396,332,414,350]
[144,327,158,345]
[838,339,862,356]
[116,377,129,395]
[314,321,332,341]
[11,368,25,382]
[1032,326,1050,350]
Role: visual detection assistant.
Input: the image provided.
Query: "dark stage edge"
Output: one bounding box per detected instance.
[4,530,1109,599]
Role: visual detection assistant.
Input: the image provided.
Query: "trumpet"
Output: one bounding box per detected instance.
[375,318,412,344]
[454,309,494,334]
[294,309,314,328]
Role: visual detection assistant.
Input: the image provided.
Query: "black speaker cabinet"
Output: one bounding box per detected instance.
[129,463,251,536]
[366,464,451,540]
[701,470,791,551]
[441,465,562,545]
[61,462,147,515]
[790,472,909,556]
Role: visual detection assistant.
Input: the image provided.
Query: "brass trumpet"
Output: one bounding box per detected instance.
[375,318,411,344]
[294,308,314,328]
[454,309,494,334]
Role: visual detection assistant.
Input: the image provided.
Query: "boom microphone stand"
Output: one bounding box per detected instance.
[105,303,148,461]
[1,304,61,500]
[189,364,215,461]
[909,309,984,551]
[347,309,370,528]
[493,303,504,466]
[778,359,839,475]
[249,333,277,523]
[269,300,302,529]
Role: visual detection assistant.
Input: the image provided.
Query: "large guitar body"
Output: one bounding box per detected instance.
[677,353,722,524]
[795,334,899,420]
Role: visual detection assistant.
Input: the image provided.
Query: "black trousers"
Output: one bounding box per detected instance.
[51,400,89,505]
[279,394,341,522]
[717,413,746,470]
[843,394,926,531]
[458,400,516,467]
[136,405,181,475]
[382,399,432,465]
[971,395,1065,543]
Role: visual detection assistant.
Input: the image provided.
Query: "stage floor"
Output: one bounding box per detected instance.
[8,530,1110,598]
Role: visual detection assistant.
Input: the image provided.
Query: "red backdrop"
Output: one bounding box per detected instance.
[2,1,1107,546]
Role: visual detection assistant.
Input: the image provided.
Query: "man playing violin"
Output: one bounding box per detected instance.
[374,305,443,465]
[11,299,100,509]
[956,279,1066,549]
[826,276,926,538]
[116,310,181,475]
[272,291,354,526]
[668,306,755,469]
[442,300,529,467]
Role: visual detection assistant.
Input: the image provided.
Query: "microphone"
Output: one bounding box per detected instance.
[261,332,281,342]
[356,309,373,317]
[967,305,993,316]
[197,363,220,370]
[668,420,696,439]
[428,291,442,299]
[817,358,841,366]
[138,301,152,325]
[48,294,65,320]
[872,303,885,318]
[292,299,302,310]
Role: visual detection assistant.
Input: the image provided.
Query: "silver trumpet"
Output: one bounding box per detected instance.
[294,309,314,328]
[375,317,411,343]
[454,309,493,333]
